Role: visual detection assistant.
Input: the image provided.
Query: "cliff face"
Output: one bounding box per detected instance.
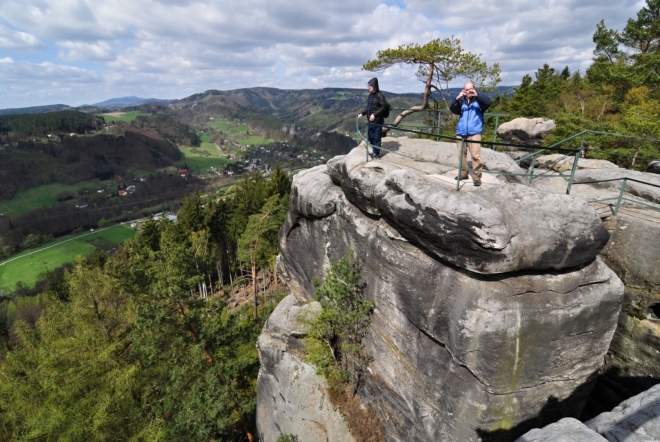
[586,212,660,417]
[257,139,625,442]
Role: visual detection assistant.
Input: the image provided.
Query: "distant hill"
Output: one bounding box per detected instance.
[91,96,174,108]
[0,104,73,116]
[174,85,516,134]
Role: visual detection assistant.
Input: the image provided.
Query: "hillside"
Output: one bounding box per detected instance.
[0,104,73,116]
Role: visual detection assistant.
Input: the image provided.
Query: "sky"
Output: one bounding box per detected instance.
[0,0,644,109]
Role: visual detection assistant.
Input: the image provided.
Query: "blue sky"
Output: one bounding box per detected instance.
[0,0,644,108]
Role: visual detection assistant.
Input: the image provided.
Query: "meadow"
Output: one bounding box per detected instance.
[0,225,136,293]
[0,181,108,217]
[207,118,269,146]
[97,111,146,123]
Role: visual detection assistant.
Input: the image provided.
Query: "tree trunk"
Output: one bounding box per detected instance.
[631,141,644,168]
[252,260,258,320]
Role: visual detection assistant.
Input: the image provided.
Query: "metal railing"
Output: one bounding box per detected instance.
[356,116,582,192]
[386,108,508,143]
[355,117,660,219]
[516,130,660,187]
[570,177,660,215]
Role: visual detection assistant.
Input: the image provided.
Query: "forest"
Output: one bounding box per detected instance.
[0,167,292,441]
[0,111,105,138]
[0,1,658,440]
[487,0,660,168]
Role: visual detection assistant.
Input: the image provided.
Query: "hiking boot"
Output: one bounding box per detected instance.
[370,152,380,159]
[473,179,482,187]
[455,175,469,180]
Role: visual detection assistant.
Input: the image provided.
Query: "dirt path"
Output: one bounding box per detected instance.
[215,143,227,157]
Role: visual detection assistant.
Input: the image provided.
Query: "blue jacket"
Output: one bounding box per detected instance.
[449,92,492,136]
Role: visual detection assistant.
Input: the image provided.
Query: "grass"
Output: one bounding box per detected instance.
[239,135,270,146]
[178,147,235,171]
[0,225,136,292]
[207,119,228,131]
[0,181,107,217]
[97,111,146,123]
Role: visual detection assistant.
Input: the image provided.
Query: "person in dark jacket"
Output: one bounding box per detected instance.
[358,77,388,158]
[449,81,492,186]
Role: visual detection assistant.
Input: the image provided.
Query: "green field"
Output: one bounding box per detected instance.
[207,119,228,131]
[238,135,269,146]
[97,111,146,123]
[0,181,107,217]
[178,146,235,171]
[0,225,136,293]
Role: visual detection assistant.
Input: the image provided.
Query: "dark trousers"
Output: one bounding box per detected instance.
[367,118,384,155]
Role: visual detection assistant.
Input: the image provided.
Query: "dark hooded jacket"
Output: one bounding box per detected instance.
[361,78,388,119]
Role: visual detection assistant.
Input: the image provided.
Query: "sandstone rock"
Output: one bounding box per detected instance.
[534,154,619,173]
[322,139,609,275]
[572,169,660,204]
[327,158,609,273]
[647,160,660,174]
[290,165,342,218]
[497,118,556,147]
[515,418,607,442]
[256,294,355,442]
[586,213,660,416]
[600,213,660,293]
[506,151,535,168]
[263,136,627,441]
[274,157,624,440]
[586,383,660,441]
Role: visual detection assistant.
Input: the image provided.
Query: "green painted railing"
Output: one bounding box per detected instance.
[355,116,582,193]
[355,117,660,215]
[570,177,660,215]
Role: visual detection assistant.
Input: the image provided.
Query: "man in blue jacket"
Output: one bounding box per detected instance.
[358,77,388,158]
[449,81,492,186]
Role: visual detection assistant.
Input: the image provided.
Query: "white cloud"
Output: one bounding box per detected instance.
[0,24,45,51]
[0,0,648,107]
[57,40,117,61]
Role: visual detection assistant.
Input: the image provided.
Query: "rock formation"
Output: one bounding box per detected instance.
[516,383,660,441]
[516,418,608,442]
[572,168,660,205]
[586,212,660,417]
[533,154,619,173]
[257,138,625,442]
[648,160,660,174]
[257,295,356,442]
[497,117,556,148]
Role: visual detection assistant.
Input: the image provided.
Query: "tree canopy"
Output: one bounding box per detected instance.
[363,37,501,127]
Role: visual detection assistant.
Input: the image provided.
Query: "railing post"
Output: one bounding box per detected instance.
[566,148,582,194]
[493,115,500,144]
[457,137,465,191]
[528,154,537,184]
[614,178,628,215]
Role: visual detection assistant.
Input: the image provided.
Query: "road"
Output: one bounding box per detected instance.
[0,219,147,267]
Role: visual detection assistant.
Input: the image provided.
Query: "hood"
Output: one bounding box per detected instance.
[368,77,379,92]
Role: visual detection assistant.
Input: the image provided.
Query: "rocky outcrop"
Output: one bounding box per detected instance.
[516,384,660,441]
[497,118,556,148]
[257,137,625,442]
[534,155,619,173]
[516,418,607,442]
[586,383,660,441]
[585,213,660,417]
[572,168,660,204]
[648,160,660,174]
[256,295,355,442]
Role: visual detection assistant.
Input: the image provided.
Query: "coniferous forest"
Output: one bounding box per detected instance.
[0,167,292,441]
[0,2,659,440]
